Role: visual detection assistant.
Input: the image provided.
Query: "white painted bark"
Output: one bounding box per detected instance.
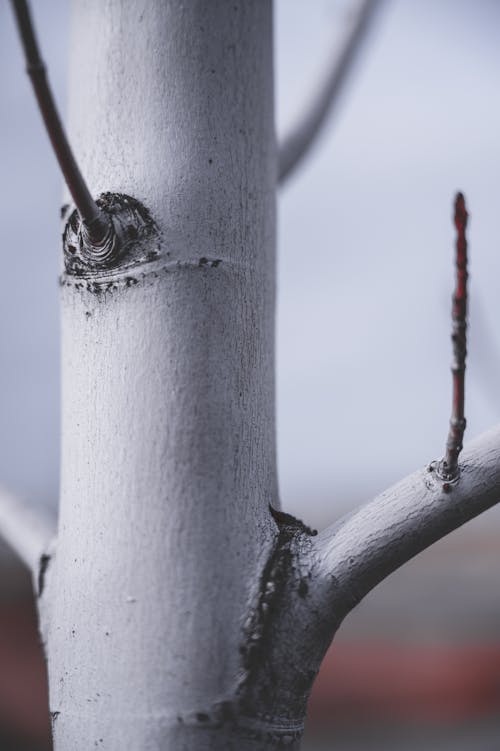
[313,424,500,615]
[43,2,282,749]
[20,2,500,750]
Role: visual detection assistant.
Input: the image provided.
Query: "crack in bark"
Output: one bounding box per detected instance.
[234,507,320,737]
[239,507,316,681]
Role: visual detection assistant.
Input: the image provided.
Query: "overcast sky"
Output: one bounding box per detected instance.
[1,1,499,527]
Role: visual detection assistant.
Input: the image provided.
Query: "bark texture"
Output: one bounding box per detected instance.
[43,2,284,748]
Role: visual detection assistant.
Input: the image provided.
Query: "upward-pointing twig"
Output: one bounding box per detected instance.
[10,0,110,247]
[439,192,469,481]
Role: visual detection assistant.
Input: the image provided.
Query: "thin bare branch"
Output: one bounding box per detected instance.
[9,0,109,245]
[0,485,55,574]
[313,424,500,619]
[439,192,469,480]
[278,0,381,184]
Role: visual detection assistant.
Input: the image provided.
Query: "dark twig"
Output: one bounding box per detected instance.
[10,0,109,246]
[439,192,469,481]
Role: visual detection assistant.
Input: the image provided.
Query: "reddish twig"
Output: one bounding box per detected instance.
[439,192,469,481]
[10,0,109,245]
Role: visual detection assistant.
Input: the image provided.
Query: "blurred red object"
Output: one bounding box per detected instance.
[309,641,500,725]
[0,597,51,749]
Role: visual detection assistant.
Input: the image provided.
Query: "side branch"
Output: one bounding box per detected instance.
[440,193,469,480]
[0,485,55,574]
[278,0,380,184]
[313,424,500,617]
[10,0,116,254]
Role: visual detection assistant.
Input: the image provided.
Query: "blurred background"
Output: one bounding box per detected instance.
[1,0,500,748]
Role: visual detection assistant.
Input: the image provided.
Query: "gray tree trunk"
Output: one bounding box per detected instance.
[44,1,284,748]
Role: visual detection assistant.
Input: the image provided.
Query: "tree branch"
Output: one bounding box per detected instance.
[0,485,55,575]
[313,424,500,619]
[278,0,381,184]
[9,0,123,258]
[439,192,469,480]
[230,426,500,726]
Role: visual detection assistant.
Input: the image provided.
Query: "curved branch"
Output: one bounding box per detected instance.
[10,0,111,248]
[0,485,55,575]
[313,424,500,618]
[278,0,381,184]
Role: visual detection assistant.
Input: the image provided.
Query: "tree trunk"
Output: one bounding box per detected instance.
[42,1,287,748]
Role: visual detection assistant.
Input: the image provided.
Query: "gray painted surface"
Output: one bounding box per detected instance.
[44,2,282,748]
